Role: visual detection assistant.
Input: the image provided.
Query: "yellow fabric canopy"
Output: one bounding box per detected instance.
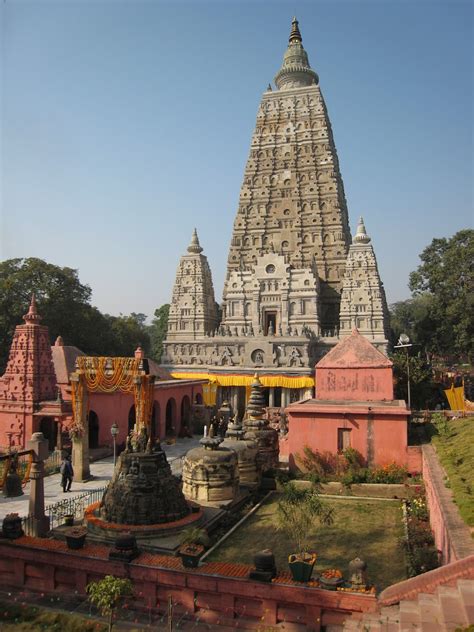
[444,384,466,411]
[171,371,314,389]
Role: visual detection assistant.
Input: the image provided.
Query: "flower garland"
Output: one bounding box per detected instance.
[76,357,140,393]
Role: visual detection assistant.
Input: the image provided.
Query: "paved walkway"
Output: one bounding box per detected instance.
[0,436,200,522]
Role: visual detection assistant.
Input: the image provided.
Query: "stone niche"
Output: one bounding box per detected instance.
[182,436,239,507]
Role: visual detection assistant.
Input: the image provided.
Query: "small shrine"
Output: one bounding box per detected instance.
[182,431,239,507]
[285,329,409,468]
[221,418,261,488]
[243,375,279,473]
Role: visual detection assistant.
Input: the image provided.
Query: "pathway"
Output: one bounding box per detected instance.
[0,436,200,523]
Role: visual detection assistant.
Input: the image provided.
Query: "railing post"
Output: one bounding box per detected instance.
[27,432,50,537]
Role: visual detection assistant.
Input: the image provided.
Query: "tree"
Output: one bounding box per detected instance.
[86,575,133,632]
[149,304,170,362]
[276,483,334,560]
[408,229,474,362]
[391,351,435,409]
[104,313,151,357]
[389,295,437,361]
[0,258,102,371]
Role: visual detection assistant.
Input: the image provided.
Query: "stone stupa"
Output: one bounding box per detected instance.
[243,375,279,473]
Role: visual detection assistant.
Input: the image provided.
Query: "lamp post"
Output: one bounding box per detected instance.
[395,333,413,410]
[111,422,119,466]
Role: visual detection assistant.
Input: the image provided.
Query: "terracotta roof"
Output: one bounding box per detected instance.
[317,329,392,369]
[51,345,85,384]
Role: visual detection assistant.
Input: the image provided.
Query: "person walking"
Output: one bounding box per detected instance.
[60,455,74,493]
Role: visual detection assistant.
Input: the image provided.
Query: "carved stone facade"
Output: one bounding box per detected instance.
[166,229,219,342]
[339,218,390,351]
[162,18,389,407]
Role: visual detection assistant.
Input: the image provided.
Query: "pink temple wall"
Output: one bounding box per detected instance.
[316,367,394,401]
[286,410,408,470]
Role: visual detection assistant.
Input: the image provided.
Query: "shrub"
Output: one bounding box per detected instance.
[367,463,409,484]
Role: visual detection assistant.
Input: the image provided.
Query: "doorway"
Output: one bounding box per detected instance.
[264,311,277,336]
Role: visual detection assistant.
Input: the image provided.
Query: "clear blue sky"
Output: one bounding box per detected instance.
[1,0,472,319]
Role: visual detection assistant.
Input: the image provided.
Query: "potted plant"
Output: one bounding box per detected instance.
[65,526,87,550]
[2,513,24,539]
[63,514,74,527]
[178,527,209,568]
[276,483,334,582]
[320,568,344,590]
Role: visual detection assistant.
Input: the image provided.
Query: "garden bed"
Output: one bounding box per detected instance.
[206,493,406,590]
[291,480,421,499]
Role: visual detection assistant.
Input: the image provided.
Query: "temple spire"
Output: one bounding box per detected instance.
[274,17,318,90]
[23,294,42,325]
[187,228,203,254]
[353,216,371,245]
[289,16,302,43]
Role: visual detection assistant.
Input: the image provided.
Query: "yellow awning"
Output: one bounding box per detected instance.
[171,372,314,389]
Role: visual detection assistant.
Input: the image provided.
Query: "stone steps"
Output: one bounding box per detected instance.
[343,578,474,630]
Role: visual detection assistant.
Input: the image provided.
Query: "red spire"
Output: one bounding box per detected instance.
[23,294,42,325]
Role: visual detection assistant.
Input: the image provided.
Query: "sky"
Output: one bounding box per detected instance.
[1,0,473,320]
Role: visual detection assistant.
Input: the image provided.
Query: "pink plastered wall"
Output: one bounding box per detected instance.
[286,410,408,470]
[316,367,394,401]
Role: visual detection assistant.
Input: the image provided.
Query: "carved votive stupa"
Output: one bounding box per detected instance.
[221,418,261,488]
[100,428,190,525]
[182,431,239,506]
[243,375,279,473]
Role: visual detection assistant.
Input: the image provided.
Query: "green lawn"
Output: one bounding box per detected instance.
[432,416,474,527]
[207,495,406,591]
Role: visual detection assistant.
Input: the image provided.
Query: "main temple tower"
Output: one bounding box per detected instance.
[163,18,389,419]
[222,18,352,335]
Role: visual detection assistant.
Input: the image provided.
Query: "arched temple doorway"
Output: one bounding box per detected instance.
[39,417,56,452]
[128,405,136,434]
[165,398,176,437]
[180,395,191,435]
[88,410,99,449]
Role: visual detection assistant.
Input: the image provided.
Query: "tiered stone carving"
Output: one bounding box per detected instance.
[182,433,239,506]
[166,229,219,342]
[243,376,279,472]
[100,436,190,525]
[339,218,389,351]
[223,17,351,334]
[221,418,261,488]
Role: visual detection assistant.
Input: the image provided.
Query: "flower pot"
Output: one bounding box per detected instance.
[64,514,74,527]
[2,514,24,540]
[319,575,344,591]
[179,544,204,568]
[66,530,87,550]
[288,553,317,582]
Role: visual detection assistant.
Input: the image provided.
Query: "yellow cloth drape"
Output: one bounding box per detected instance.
[444,384,466,411]
[171,372,314,389]
[202,383,217,406]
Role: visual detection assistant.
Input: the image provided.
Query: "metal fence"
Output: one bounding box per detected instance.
[21,485,108,534]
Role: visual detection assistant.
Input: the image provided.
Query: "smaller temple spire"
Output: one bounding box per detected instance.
[353,217,371,245]
[289,16,302,43]
[187,228,203,254]
[23,294,42,325]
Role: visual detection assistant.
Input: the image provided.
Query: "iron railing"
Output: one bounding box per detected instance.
[21,485,108,534]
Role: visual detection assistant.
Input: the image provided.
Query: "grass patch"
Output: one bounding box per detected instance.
[0,600,106,631]
[206,495,406,590]
[432,416,474,526]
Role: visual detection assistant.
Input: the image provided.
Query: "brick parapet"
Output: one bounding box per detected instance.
[0,536,377,630]
[422,444,474,563]
[378,554,474,607]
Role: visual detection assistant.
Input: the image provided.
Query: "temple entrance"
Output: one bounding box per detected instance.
[165,398,176,436]
[151,402,160,440]
[39,417,57,452]
[264,311,277,336]
[181,396,191,435]
[128,405,136,434]
[88,411,99,449]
